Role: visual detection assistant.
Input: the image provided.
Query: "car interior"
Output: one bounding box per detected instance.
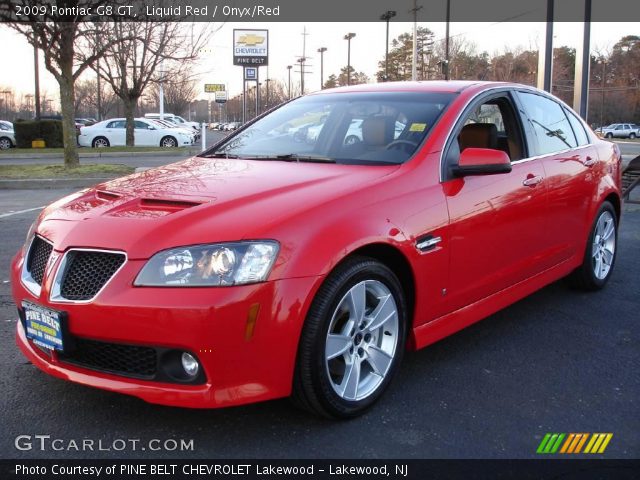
[444,95,526,178]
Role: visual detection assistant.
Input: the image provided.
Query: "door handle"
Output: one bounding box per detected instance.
[583,156,598,167]
[523,175,543,187]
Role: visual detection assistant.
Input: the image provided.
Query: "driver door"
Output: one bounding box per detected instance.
[441,92,551,313]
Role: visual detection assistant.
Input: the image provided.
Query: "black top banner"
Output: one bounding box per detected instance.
[0,0,639,22]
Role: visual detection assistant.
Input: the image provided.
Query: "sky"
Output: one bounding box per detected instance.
[0,20,636,108]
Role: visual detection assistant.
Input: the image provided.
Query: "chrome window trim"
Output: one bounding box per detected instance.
[49,248,127,304]
[510,144,592,165]
[20,234,53,298]
[439,85,596,182]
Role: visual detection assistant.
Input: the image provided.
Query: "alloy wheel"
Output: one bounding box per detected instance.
[592,210,616,280]
[324,280,399,402]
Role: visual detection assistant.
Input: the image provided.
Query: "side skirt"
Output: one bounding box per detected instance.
[411,258,578,351]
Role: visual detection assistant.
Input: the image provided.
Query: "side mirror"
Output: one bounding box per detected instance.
[452,147,512,176]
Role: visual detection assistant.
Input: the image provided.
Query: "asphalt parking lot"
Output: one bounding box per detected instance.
[0,181,638,460]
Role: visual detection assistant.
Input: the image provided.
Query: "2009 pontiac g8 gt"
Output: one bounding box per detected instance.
[12,82,621,418]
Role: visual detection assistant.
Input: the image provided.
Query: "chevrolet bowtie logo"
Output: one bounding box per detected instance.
[237,34,265,46]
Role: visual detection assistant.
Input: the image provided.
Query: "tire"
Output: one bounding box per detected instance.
[161,136,178,148]
[0,136,12,150]
[630,132,637,139]
[568,201,618,290]
[344,135,360,146]
[92,137,110,148]
[605,133,613,139]
[292,256,407,418]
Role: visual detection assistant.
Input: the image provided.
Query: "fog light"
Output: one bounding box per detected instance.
[181,352,199,377]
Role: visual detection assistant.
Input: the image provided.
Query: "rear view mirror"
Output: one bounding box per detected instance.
[452,148,512,176]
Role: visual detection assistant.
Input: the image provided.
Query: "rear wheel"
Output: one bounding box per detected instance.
[568,201,617,290]
[161,136,178,148]
[92,137,110,148]
[292,256,407,418]
[0,136,12,150]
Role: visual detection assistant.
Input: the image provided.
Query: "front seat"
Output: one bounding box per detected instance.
[458,123,498,151]
[361,116,395,148]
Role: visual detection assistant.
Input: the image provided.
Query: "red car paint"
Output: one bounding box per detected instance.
[12,81,622,408]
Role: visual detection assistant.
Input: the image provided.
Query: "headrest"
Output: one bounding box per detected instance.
[459,123,498,151]
[362,116,394,147]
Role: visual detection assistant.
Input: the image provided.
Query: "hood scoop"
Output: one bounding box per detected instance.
[105,198,203,219]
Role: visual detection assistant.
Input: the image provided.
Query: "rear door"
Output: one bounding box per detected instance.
[104,120,126,146]
[441,90,551,313]
[515,91,597,264]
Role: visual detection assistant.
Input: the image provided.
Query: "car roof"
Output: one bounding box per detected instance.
[311,80,516,96]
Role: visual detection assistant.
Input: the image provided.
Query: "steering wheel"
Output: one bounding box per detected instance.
[385,139,418,151]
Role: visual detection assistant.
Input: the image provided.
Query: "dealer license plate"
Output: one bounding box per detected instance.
[22,301,65,352]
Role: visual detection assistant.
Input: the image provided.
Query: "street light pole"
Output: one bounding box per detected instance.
[33,42,41,119]
[287,65,292,99]
[600,58,607,130]
[380,11,396,82]
[317,47,327,89]
[445,0,451,80]
[344,33,356,86]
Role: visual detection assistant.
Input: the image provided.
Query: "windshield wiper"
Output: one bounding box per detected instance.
[205,152,244,159]
[271,154,336,163]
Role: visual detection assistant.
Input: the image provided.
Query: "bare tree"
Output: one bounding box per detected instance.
[0,1,129,166]
[148,65,200,117]
[74,79,118,119]
[97,21,209,146]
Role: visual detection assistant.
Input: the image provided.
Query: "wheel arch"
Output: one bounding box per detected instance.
[346,242,417,333]
[604,191,621,221]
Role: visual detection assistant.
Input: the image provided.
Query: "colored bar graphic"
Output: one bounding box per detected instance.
[540,433,613,454]
[537,433,565,454]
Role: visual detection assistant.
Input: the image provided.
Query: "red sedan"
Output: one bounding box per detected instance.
[12,81,621,418]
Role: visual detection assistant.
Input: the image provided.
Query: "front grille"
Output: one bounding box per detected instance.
[60,338,157,379]
[27,236,53,286]
[59,251,125,301]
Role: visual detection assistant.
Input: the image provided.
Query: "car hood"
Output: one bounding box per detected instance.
[36,156,398,259]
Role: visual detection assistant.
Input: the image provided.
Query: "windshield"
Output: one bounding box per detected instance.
[204,91,454,165]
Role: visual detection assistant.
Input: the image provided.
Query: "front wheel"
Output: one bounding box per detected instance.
[160,136,178,148]
[605,132,613,138]
[292,256,407,418]
[568,201,618,290]
[630,132,637,139]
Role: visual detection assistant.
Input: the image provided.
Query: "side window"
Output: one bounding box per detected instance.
[517,92,577,155]
[134,120,150,129]
[107,120,125,129]
[445,94,525,173]
[564,108,589,146]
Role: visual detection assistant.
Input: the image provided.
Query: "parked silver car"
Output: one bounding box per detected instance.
[598,123,639,139]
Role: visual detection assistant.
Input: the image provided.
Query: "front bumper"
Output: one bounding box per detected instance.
[12,252,321,408]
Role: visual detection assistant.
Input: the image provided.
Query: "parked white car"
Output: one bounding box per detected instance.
[144,113,199,132]
[78,118,194,148]
[598,123,639,139]
[147,119,198,141]
[0,121,15,149]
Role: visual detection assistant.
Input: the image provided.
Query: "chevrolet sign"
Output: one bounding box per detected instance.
[233,29,268,66]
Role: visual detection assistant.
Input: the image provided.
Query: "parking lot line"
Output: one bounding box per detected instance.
[0,206,44,219]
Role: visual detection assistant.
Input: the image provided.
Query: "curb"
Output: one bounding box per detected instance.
[0,177,115,190]
[0,149,201,160]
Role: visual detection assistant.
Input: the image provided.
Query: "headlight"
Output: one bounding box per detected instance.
[134,241,279,287]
